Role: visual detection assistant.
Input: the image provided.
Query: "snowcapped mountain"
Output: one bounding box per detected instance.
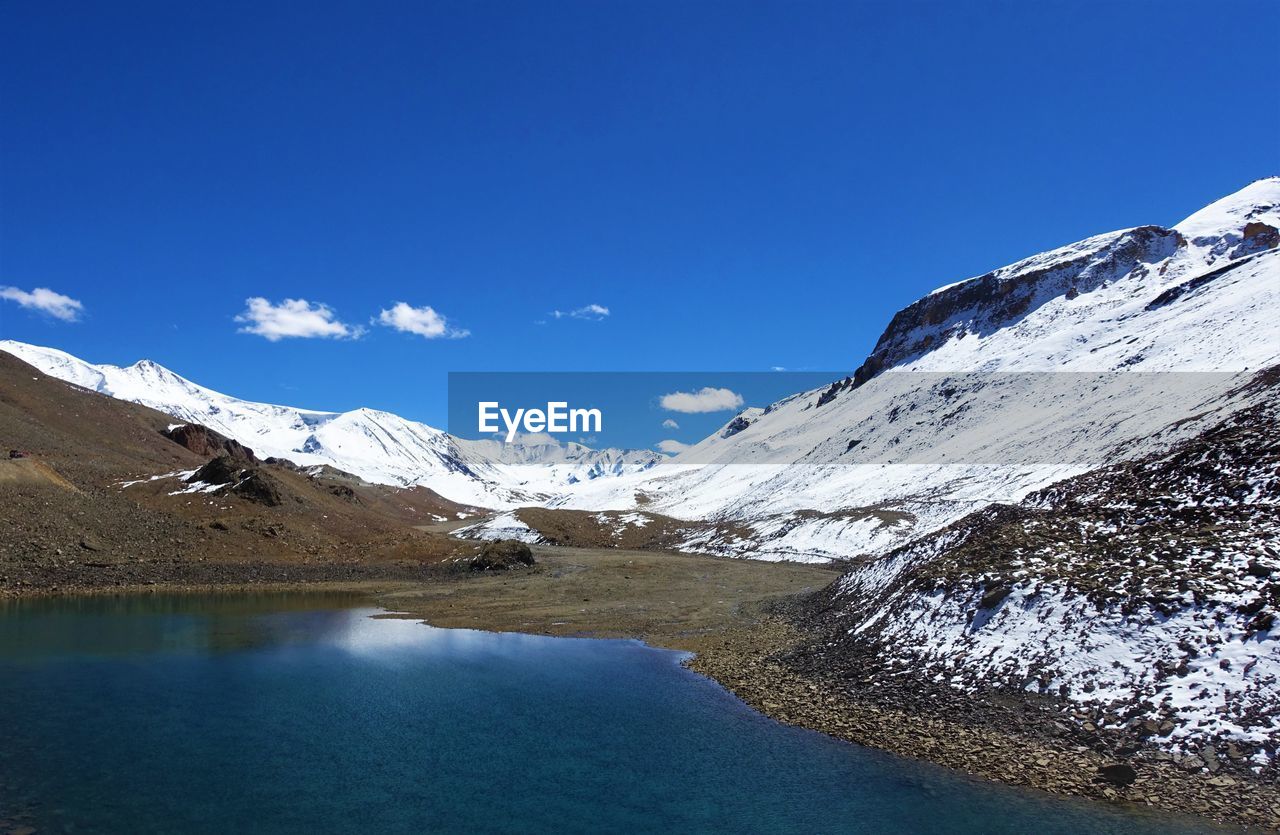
[536,178,1280,561]
[0,341,661,508]
[456,178,1280,775]
[7,179,1277,539]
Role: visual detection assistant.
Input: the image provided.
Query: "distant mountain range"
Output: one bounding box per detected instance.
[6,179,1278,549]
[0,339,662,508]
[6,179,1277,551]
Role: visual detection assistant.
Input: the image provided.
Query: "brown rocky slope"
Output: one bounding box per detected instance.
[0,351,483,592]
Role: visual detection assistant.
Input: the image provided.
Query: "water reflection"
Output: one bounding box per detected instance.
[0,593,1231,835]
[0,592,371,660]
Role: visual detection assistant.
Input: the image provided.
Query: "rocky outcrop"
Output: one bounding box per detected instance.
[1242,220,1279,251]
[188,455,245,485]
[814,377,853,408]
[851,226,1183,386]
[717,407,766,439]
[1185,219,1279,262]
[187,454,283,507]
[720,415,753,438]
[233,471,283,507]
[164,423,255,461]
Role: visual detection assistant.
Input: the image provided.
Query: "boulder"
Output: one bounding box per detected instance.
[1097,763,1138,786]
[326,484,358,502]
[979,585,1012,610]
[471,539,536,571]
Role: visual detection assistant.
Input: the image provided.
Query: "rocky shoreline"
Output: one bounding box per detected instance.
[686,615,1280,832]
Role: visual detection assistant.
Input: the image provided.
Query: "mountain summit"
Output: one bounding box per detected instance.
[541,178,1280,559]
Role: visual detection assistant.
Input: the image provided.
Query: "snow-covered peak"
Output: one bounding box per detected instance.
[1174,176,1280,241]
[853,225,1186,378]
[0,340,661,508]
[925,227,1144,298]
[847,179,1280,379]
[0,340,109,391]
[554,179,1280,561]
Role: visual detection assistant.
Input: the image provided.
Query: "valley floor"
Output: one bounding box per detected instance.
[375,542,838,647]
[5,543,1276,831]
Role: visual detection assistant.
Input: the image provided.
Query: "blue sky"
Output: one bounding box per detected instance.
[2,0,1276,442]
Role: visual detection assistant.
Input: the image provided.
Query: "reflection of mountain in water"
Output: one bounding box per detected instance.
[0,592,373,660]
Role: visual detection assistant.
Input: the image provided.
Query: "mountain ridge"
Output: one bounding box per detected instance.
[489,178,1280,561]
[0,339,662,509]
[5,179,1277,551]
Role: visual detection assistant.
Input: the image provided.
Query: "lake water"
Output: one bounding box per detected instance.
[0,593,1224,834]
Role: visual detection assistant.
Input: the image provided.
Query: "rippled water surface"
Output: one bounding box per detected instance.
[0,594,1225,833]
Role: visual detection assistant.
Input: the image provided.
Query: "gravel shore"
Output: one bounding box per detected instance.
[687,615,1280,832]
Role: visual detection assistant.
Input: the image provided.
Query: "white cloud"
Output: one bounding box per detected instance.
[377,302,469,339]
[659,387,744,414]
[0,286,84,322]
[235,297,362,341]
[662,418,680,429]
[656,439,691,455]
[550,303,610,321]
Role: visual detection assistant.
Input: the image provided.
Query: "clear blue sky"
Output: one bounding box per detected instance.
[2,0,1276,434]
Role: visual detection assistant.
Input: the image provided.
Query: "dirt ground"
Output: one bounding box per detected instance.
[375,542,840,651]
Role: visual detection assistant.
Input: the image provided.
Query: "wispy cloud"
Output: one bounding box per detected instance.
[0,285,84,322]
[662,418,680,429]
[656,439,691,454]
[659,387,744,414]
[377,302,469,339]
[235,297,362,341]
[550,303,609,321]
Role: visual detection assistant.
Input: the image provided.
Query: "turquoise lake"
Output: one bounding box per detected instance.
[0,593,1225,834]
